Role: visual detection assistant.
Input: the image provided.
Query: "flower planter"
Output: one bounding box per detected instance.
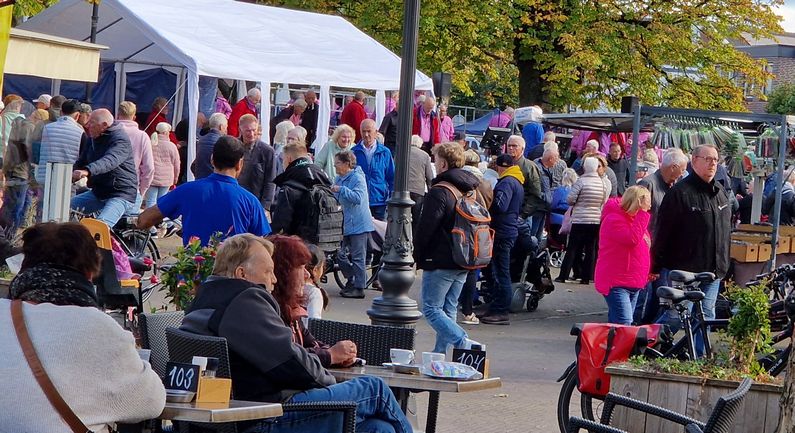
[605,365,782,433]
[0,277,11,299]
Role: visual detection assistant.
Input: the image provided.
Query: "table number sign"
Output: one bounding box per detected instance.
[452,347,489,377]
[163,361,200,392]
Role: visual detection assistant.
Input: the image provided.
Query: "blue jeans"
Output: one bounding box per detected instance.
[2,179,28,231]
[370,205,387,222]
[634,269,669,325]
[421,269,469,353]
[338,233,369,290]
[71,190,134,227]
[245,376,411,433]
[526,212,545,240]
[605,287,640,325]
[489,237,516,315]
[654,269,720,357]
[144,186,170,209]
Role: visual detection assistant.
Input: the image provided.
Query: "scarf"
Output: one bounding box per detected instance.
[9,263,99,308]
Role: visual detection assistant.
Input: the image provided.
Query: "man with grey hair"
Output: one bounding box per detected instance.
[302,90,319,146]
[192,112,228,179]
[71,109,138,227]
[116,101,154,209]
[269,98,308,144]
[413,96,441,154]
[228,87,261,138]
[340,90,368,142]
[534,144,566,206]
[651,145,730,357]
[353,119,394,221]
[527,130,557,160]
[606,142,630,196]
[504,135,545,239]
[635,147,688,324]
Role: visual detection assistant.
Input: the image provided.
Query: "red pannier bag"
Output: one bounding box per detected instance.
[573,323,662,397]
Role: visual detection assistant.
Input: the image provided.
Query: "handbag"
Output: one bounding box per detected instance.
[11,300,93,433]
[559,207,574,235]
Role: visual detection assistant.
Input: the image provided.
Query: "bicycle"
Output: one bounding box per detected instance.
[555,269,795,433]
[322,249,382,291]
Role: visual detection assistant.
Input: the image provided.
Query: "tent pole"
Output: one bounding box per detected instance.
[367,0,422,327]
[768,117,788,272]
[628,101,641,186]
[314,84,331,153]
[186,71,199,182]
[85,2,99,104]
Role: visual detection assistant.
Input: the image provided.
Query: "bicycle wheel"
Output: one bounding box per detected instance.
[556,363,603,433]
[118,230,161,304]
[549,250,564,268]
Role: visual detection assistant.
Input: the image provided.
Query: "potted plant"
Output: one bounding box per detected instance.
[605,280,782,433]
[159,235,219,311]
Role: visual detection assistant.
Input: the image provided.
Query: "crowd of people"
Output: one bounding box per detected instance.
[0,84,770,432]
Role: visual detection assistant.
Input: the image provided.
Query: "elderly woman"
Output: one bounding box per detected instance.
[315,124,355,179]
[273,120,296,175]
[549,168,578,242]
[331,150,373,299]
[145,122,180,208]
[555,157,610,285]
[269,235,357,367]
[594,186,652,324]
[1,222,165,431]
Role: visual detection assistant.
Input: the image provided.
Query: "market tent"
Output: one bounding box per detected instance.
[19,0,433,178]
[455,111,497,136]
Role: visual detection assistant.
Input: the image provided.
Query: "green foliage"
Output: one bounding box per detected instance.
[766,83,795,115]
[624,355,777,383]
[159,235,220,311]
[725,280,773,374]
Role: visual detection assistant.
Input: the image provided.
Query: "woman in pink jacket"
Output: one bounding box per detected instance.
[144,122,180,208]
[594,185,652,325]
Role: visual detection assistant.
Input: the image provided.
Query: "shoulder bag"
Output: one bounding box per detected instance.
[11,300,93,433]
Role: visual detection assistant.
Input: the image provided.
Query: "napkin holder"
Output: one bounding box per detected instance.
[196,377,232,404]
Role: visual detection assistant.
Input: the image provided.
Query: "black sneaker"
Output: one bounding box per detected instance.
[554,277,567,283]
[480,313,510,325]
[340,288,365,299]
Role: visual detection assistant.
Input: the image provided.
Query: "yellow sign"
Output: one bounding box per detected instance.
[0,1,14,93]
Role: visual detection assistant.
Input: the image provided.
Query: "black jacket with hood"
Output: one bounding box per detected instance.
[271,157,332,236]
[180,276,335,405]
[414,167,480,270]
[651,172,732,278]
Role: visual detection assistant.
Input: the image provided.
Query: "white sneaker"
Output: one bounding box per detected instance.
[460,313,480,325]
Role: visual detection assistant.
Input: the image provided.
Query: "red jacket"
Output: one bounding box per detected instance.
[144,111,177,143]
[228,98,257,138]
[340,100,368,142]
[594,198,652,295]
[412,106,441,145]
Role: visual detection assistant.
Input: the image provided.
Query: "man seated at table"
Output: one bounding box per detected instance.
[180,233,412,433]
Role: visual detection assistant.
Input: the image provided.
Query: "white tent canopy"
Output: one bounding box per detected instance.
[19,0,433,179]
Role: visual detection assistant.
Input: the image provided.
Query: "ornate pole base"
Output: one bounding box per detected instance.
[367,192,422,327]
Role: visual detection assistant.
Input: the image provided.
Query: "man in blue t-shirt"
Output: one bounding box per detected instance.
[137,136,270,245]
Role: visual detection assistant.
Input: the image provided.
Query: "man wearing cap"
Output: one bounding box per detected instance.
[480,154,525,325]
[36,99,88,185]
[33,94,51,112]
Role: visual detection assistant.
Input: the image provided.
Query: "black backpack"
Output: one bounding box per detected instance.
[288,181,344,252]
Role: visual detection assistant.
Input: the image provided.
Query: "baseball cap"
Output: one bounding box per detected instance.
[495,154,515,168]
[61,99,81,116]
[33,94,52,106]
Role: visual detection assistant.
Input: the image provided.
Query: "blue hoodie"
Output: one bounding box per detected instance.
[335,166,375,236]
[352,141,395,206]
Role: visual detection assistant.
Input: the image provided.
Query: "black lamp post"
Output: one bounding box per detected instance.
[366,0,423,327]
[85,1,99,104]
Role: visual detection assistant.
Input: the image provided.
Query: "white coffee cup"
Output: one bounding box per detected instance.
[390,348,415,365]
[422,352,445,365]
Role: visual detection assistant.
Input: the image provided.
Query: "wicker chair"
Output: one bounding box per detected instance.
[566,378,753,433]
[308,318,416,366]
[139,311,185,378]
[165,327,357,433]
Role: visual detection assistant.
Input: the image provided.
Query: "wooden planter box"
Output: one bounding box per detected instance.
[0,277,11,299]
[605,365,782,433]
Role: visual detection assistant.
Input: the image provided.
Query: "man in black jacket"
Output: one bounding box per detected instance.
[652,144,731,354]
[181,234,411,433]
[606,143,630,196]
[302,90,320,147]
[236,114,277,215]
[71,109,138,227]
[271,142,332,236]
[415,142,480,353]
[269,98,307,144]
[378,92,399,155]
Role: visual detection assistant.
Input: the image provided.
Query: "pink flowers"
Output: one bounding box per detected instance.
[149,275,159,284]
[188,236,201,245]
[193,255,206,263]
[142,257,154,266]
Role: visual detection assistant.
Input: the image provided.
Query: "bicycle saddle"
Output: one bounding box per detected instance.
[668,270,716,284]
[656,286,705,303]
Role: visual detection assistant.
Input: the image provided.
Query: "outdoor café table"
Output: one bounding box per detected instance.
[330,365,502,433]
[159,399,283,423]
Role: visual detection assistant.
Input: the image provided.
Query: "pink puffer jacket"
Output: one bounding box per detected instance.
[594,198,652,296]
[150,134,180,187]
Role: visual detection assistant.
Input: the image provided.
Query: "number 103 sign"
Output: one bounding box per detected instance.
[164,362,201,392]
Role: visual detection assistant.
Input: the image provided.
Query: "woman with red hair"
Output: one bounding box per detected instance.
[269,235,357,367]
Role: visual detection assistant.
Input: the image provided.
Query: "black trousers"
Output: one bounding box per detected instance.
[559,223,600,282]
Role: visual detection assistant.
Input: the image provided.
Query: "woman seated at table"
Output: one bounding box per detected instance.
[269,234,358,368]
[0,222,165,432]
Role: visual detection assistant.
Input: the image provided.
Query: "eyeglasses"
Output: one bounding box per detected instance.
[506,144,521,148]
[694,155,719,164]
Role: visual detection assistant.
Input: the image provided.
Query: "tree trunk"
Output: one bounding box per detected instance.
[514,36,545,109]
[777,335,795,432]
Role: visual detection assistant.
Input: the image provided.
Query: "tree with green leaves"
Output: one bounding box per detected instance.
[262,0,782,112]
[766,83,795,115]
